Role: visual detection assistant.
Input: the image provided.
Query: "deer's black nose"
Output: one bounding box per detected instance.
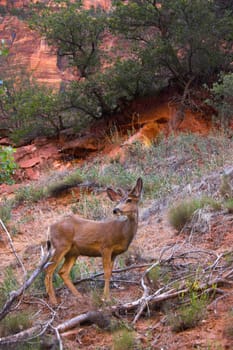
[113,208,120,215]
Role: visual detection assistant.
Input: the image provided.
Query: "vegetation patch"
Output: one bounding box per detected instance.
[224,198,233,214]
[168,291,208,332]
[0,311,32,337]
[112,328,136,350]
[168,196,218,232]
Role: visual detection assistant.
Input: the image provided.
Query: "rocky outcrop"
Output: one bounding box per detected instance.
[0,1,111,87]
[0,15,64,88]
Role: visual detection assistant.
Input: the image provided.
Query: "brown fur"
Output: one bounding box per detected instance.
[45,178,143,305]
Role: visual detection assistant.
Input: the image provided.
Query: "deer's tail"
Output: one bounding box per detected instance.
[46,227,52,251]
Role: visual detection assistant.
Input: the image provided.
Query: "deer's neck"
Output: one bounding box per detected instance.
[124,211,138,240]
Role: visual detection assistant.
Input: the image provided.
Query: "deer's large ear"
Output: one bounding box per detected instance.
[130,177,143,198]
[107,188,123,202]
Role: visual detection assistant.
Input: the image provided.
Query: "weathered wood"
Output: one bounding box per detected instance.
[0,246,52,321]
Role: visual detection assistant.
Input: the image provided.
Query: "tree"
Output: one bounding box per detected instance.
[30,1,107,78]
[0,39,17,184]
[208,72,233,129]
[0,75,71,144]
[0,146,17,184]
[111,0,233,87]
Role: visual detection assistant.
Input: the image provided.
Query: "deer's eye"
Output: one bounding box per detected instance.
[126,198,132,203]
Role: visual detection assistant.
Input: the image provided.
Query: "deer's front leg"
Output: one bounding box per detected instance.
[102,249,114,300]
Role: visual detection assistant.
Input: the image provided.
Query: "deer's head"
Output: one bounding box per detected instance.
[107,178,143,217]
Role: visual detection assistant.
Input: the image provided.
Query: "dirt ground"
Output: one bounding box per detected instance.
[0,96,233,349]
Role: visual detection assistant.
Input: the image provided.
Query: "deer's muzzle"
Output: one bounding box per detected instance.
[113,208,121,215]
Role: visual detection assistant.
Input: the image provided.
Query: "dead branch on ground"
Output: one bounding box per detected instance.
[2,244,233,346]
[0,246,52,322]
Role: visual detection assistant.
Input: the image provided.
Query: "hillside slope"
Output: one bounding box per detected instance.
[0,97,233,348]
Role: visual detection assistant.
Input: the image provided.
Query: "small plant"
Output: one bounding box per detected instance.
[0,146,17,184]
[168,290,208,332]
[0,311,32,337]
[112,328,135,350]
[91,287,104,307]
[0,266,19,305]
[0,199,12,223]
[168,196,220,232]
[75,192,108,219]
[105,123,123,145]
[47,169,84,197]
[147,265,161,288]
[14,185,46,205]
[29,270,46,295]
[224,198,233,213]
[70,261,91,281]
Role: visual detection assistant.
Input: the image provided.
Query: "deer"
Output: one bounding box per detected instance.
[45,177,143,305]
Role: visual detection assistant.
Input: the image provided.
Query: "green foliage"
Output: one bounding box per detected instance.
[112,328,135,350]
[47,169,84,197]
[208,72,233,129]
[14,185,47,205]
[168,196,218,232]
[110,0,233,125]
[0,267,19,306]
[0,311,32,337]
[224,198,233,213]
[0,199,12,222]
[0,146,17,184]
[30,1,106,78]
[168,290,208,332]
[147,265,161,288]
[0,76,69,144]
[73,191,109,220]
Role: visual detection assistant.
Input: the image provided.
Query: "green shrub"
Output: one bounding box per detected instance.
[168,196,220,231]
[0,267,19,306]
[208,72,233,130]
[224,198,233,213]
[47,169,84,197]
[0,199,12,223]
[0,311,32,337]
[14,185,46,205]
[0,146,17,184]
[74,192,108,220]
[168,291,208,332]
[168,198,203,231]
[112,329,135,350]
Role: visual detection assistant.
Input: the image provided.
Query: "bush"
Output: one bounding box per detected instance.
[0,199,12,223]
[0,311,32,337]
[113,329,135,350]
[14,185,46,205]
[0,267,19,306]
[224,198,233,213]
[0,146,17,184]
[208,72,233,130]
[168,291,208,332]
[168,197,218,232]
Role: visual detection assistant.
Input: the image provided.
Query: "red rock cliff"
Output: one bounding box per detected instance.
[0,0,111,87]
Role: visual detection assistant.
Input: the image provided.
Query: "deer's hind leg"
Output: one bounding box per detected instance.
[58,252,82,298]
[45,249,70,305]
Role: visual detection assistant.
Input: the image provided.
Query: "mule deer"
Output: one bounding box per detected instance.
[45,178,143,305]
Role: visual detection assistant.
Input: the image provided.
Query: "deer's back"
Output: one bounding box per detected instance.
[50,215,137,257]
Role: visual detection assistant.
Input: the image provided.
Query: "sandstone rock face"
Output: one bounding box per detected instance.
[0,15,63,88]
[0,0,111,87]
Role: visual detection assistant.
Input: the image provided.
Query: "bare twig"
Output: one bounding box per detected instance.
[72,263,151,287]
[0,219,26,277]
[0,246,52,321]
[0,326,43,346]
